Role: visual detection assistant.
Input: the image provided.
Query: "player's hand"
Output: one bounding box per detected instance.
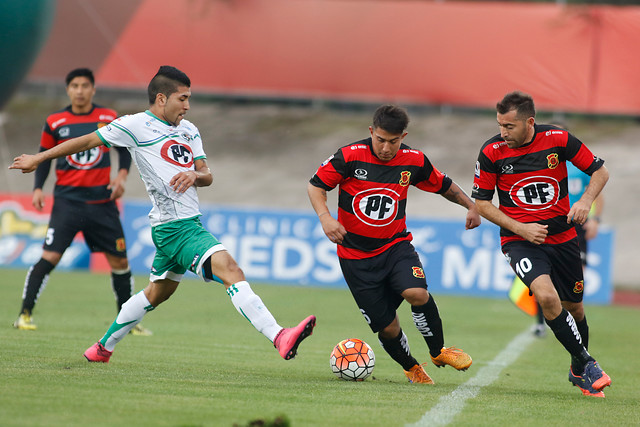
[170,171,197,193]
[567,200,591,225]
[320,214,347,244]
[465,206,481,230]
[32,189,45,211]
[519,223,548,245]
[108,178,126,200]
[9,154,38,173]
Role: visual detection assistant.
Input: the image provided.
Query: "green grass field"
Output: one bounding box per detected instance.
[1,268,638,426]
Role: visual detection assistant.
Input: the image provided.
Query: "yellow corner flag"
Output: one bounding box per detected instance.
[508,277,538,317]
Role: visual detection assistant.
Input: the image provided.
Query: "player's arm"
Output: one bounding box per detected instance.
[567,165,609,226]
[32,146,53,211]
[307,182,346,244]
[169,158,212,193]
[440,182,481,230]
[10,132,103,174]
[475,199,549,245]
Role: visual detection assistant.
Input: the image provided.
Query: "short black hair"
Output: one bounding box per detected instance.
[496,91,536,120]
[65,68,94,86]
[147,65,191,104]
[372,104,409,135]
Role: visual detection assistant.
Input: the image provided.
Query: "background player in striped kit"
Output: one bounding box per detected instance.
[472,91,611,397]
[308,104,480,384]
[13,68,150,336]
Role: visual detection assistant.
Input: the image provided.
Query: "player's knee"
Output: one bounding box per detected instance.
[402,287,429,306]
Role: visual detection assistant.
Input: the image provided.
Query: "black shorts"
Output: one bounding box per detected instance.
[43,197,127,258]
[502,239,584,303]
[339,241,428,333]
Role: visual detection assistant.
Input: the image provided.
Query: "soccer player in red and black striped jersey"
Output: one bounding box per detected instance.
[13,68,150,335]
[308,104,481,384]
[472,91,611,397]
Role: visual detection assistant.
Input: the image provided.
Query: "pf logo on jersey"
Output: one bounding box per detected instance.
[509,175,560,210]
[352,187,399,227]
[66,147,103,169]
[161,140,193,167]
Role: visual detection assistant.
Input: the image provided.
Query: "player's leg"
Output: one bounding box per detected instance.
[15,199,78,330]
[83,279,166,362]
[391,242,471,371]
[204,249,315,360]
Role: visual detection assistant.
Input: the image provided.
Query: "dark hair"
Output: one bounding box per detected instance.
[496,91,535,120]
[65,68,94,86]
[372,104,409,135]
[147,65,191,104]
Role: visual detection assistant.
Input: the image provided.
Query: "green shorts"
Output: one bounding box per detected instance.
[150,216,226,283]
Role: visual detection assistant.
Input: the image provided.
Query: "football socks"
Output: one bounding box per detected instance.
[379,330,419,371]
[111,268,134,311]
[20,258,55,315]
[411,295,445,359]
[572,316,590,373]
[227,281,282,342]
[100,290,155,351]
[546,309,593,367]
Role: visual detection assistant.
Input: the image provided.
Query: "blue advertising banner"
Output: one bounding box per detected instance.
[0,194,613,304]
[120,200,614,304]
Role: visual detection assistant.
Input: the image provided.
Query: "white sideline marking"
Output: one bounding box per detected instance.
[407,328,536,427]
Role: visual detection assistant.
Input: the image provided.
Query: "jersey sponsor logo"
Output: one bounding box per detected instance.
[99,114,115,121]
[509,176,560,210]
[352,187,399,227]
[412,266,425,278]
[51,117,67,129]
[399,171,411,186]
[354,168,368,180]
[350,144,368,150]
[493,141,508,149]
[547,153,559,169]
[66,147,103,169]
[573,280,584,294]
[546,130,564,136]
[402,149,419,155]
[161,140,194,168]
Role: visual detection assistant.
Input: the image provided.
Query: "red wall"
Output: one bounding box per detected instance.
[28,0,640,115]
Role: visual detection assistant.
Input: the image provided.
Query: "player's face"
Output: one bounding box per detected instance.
[370,126,407,162]
[497,109,535,148]
[160,86,191,126]
[66,77,95,112]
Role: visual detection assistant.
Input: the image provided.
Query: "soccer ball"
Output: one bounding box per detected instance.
[330,338,375,381]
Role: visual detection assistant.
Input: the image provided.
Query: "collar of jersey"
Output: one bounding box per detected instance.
[144,110,174,127]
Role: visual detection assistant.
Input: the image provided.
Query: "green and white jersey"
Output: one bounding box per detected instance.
[96,110,206,226]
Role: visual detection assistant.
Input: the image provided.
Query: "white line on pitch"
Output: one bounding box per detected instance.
[407,328,536,427]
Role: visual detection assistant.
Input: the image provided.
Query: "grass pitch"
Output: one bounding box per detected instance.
[1,268,638,426]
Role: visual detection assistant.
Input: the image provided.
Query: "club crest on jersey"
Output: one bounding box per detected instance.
[547,153,559,169]
[399,171,411,186]
[66,147,103,169]
[161,140,193,167]
[59,127,70,138]
[509,175,560,210]
[352,187,400,227]
[573,280,584,294]
[412,266,425,278]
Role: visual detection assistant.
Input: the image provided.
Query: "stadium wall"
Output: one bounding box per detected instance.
[27,0,640,115]
[0,194,615,304]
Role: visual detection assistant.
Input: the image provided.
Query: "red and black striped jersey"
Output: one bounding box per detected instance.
[472,124,604,246]
[38,104,118,203]
[310,137,452,260]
